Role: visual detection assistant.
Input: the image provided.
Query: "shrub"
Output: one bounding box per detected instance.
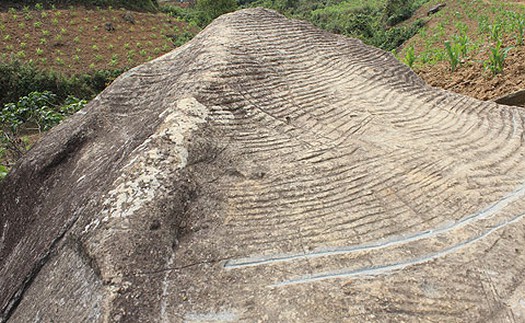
[0,60,123,106]
[0,91,87,177]
[195,0,238,25]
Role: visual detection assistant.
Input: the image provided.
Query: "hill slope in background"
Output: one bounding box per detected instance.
[401,0,525,101]
[1,0,159,11]
[3,8,525,322]
[0,7,185,75]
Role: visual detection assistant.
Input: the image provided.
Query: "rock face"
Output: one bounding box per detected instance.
[2,8,525,322]
[495,89,525,107]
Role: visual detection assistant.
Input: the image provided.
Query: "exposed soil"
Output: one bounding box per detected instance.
[418,43,525,101]
[0,7,190,75]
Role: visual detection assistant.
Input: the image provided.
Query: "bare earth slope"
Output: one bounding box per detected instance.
[2,8,525,322]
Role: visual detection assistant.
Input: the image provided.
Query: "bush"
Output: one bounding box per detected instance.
[161,5,203,27]
[195,0,238,25]
[0,91,87,176]
[384,0,429,26]
[370,19,426,51]
[310,3,425,51]
[0,60,123,107]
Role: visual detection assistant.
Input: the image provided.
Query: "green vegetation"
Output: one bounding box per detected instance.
[161,0,428,51]
[7,0,159,11]
[240,0,429,51]
[485,40,512,75]
[196,0,238,25]
[0,90,86,179]
[444,40,461,72]
[401,0,525,76]
[0,60,123,107]
[404,45,416,68]
[0,2,203,177]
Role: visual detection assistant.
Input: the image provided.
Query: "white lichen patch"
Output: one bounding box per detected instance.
[83,97,208,233]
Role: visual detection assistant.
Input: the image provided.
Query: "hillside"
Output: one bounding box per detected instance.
[401,0,525,101]
[3,8,525,322]
[0,3,198,175]
[0,7,187,75]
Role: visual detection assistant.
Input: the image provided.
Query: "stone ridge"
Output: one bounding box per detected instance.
[2,8,525,322]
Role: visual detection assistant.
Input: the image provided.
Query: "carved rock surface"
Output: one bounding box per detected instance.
[2,8,525,322]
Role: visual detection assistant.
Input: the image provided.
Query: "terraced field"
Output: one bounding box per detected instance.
[2,8,525,322]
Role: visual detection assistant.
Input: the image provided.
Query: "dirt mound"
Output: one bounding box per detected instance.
[2,8,525,322]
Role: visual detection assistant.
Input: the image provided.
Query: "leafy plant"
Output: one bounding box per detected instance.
[173,31,195,47]
[404,45,416,68]
[485,40,512,75]
[444,40,461,72]
[513,13,525,45]
[0,91,87,173]
[196,0,238,25]
[0,60,124,107]
[489,23,502,42]
[0,91,61,134]
[453,34,470,57]
[0,164,8,180]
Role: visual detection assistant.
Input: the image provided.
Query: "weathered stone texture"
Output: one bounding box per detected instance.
[2,8,525,322]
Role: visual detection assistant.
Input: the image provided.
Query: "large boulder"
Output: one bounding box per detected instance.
[2,8,525,322]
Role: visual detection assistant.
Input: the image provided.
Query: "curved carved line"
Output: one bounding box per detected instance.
[224,181,525,269]
[271,212,525,287]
